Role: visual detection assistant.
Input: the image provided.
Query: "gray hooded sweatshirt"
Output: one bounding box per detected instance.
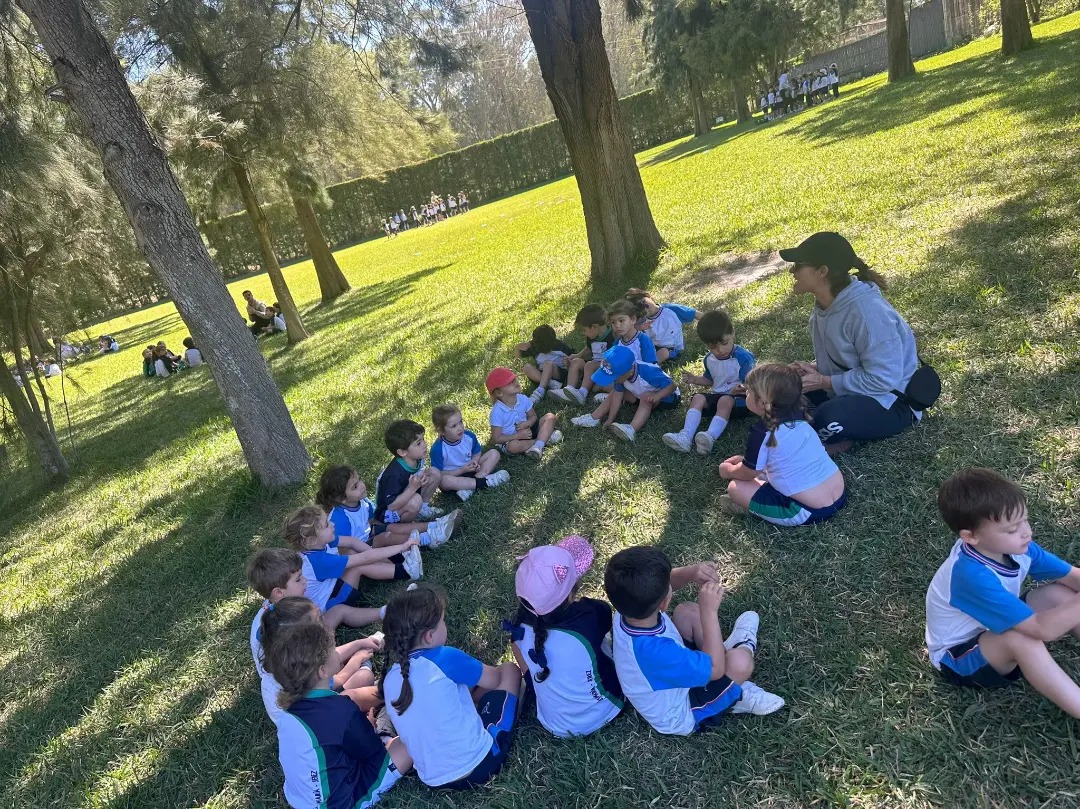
[810,279,919,411]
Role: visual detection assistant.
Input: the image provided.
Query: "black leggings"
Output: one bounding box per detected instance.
[806,390,917,444]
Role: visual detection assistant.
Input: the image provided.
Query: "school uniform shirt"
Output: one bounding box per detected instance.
[743,419,839,497]
[329,499,376,544]
[374,457,422,521]
[615,362,678,405]
[611,611,712,736]
[489,393,532,439]
[184,347,203,366]
[301,538,346,610]
[279,689,399,809]
[703,346,756,394]
[619,331,658,365]
[384,646,494,786]
[272,315,286,332]
[640,304,696,351]
[430,430,482,471]
[250,602,286,726]
[523,338,575,369]
[586,327,617,360]
[509,598,624,738]
[926,540,1070,668]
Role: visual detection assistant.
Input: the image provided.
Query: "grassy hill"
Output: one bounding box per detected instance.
[2,15,1079,807]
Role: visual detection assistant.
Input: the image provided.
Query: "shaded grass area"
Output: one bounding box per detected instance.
[2,14,1080,808]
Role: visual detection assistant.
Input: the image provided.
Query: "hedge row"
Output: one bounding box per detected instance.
[202,88,693,277]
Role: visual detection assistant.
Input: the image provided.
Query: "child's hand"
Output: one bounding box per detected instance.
[730,383,747,396]
[718,456,743,479]
[408,473,423,490]
[791,360,817,376]
[697,581,725,614]
[353,648,375,667]
[463,458,480,473]
[643,392,661,405]
[359,636,383,652]
[514,420,530,432]
[403,535,420,550]
[691,561,719,585]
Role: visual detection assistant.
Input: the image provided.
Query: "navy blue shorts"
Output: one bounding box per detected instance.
[749,483,847,527]
[806,390,917,445]
[701,392,748,420]
[689,676,743,730]
[439,691,518,790]
[937,634,1022,689]
[325,578,363,610]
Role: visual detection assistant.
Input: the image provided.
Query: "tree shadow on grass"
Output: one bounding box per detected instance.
[641,121,760,169]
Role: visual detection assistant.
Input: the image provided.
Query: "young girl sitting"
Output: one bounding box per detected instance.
[381,584,523,790]
[625,288,699,363]
[485,366,562,461]
[265,620,412,809]
[317,465,459,549]
[718,364,847,527]
[514,324,575,404]
[508,535,624,738]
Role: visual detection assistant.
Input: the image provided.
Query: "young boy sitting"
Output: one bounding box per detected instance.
[515,324,575,404]
[485,366,562,461]
[375,419,444,523]
[430,404,510,502]
[570,345,679,443]
[926,468,1080,716]
[604,546,785,736]
[550,304,616,405]
[662,309,756,455]
[245,548,384,724]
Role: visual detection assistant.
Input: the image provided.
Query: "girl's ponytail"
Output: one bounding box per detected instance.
[380,583,448,717]
[531,614,551,683]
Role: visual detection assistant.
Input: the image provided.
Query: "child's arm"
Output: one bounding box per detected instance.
[514,341,532,358]
[490,425,529,445]
[341,536,419,569]
[719,456,759,481]
[384,474,422,513]
[520,407,539,429]
[337,535,370,552]
[681,372,711,386]
[333,646,374,688]
[1013,591,1080,642]
[670,561,719,591]
[642,381,678,405]
[1057,566,1080,592]
[696,582,728,680]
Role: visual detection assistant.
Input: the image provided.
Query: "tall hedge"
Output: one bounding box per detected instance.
[202,88,692,277]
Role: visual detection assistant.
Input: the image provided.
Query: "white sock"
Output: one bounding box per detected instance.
[533,440,546,451]
[535,386,545,397]
[379,605,387,620]
[418,531,432,546]
[682,408,702,436]
[707,416,728,439]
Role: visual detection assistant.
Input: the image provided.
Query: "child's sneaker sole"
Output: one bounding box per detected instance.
[693,432,715,455]
[662,432,692,452]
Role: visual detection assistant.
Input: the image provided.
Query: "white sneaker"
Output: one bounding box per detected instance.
[548,388,571,402]
[724,611,760,653]
[548,430,563,445]
[485,469,510,487]
[427,509,461,547]
[525,443,543,460]
[593,392,609,403]
[402,544,424,580]
[418,502,444,520]
[571,415,601,428]
[693,431,715,455]
[662,431,692,453]
[609,423,635,442]
[730,681,785,716]
[528,389,544,405]
[567,387,587,404]
[456,489,473,502]
[548,380,563,390]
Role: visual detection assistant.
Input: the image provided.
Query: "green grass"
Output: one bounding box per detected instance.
[3,15,1080,807]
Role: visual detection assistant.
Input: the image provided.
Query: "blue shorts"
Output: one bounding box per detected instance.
[938,635,1022,688]
[439,691,518,790]
[689,676,743,730]
[701,392,748,420]
[749,483,847,527]
[325,579,362,610]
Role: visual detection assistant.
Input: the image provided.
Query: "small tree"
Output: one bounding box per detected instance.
[886,0,916,81]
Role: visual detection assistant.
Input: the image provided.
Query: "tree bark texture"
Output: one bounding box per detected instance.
[225,149,310,343]
[521,0,665,284]
[18,0,312,487]
[1001,0,1035,54]
[688,71,711,137]
[292,195,350,302]
[886,0,917,82]
[0,352,68,482]
[732,80,751,123]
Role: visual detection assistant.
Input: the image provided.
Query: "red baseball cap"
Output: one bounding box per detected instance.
[485,366,517,396]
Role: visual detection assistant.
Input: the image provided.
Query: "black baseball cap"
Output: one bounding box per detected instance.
[779,232,861,271]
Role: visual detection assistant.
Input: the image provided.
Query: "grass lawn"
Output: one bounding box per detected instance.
[3,15,1080,808]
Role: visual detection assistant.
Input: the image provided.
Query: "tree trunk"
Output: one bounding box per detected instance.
[1001,0,1035,54]
[886,0,917,82]
[688,70,711,137]
[18,0,312,487]
[225,148,309,343]
[1025,0,1041,23]
[732,79,751,123]
[0,352,68,482]
[292,195,350,302]
[521,0,665,284]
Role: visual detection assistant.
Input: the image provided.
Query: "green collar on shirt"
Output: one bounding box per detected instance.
[395,457,420,474]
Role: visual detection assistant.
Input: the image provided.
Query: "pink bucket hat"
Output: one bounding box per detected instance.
[515,535,594,616]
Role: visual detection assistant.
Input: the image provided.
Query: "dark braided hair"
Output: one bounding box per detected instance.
[259,596,321,669]
[379,583,448,716]
[316,464,357,511]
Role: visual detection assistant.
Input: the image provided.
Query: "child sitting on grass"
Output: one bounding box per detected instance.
[485,366,562,461]
[382,584,523,790]
[663,309,756,455]
[375,420,444,524]
[245,550,385,725]
[607,299,658,367]
[266,620,412,809]
[508,536,624,738]
[625,288,700,363]
[718,364,846,526]
[604,546,785,736]
[284,505,423,631]
[317,464,460,549]
[430,404,509,502]
[926,468,1080,716]
[515,325,575,404]
[570,345,679,443]
[550,304,617,405]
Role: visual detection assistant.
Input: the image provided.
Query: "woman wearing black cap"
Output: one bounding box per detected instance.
[780,231,923,453]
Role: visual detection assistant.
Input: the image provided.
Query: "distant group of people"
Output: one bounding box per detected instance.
[141,338,203,378]
[382,191,470,238]
[97,335,120,354]
[242,290,286,337]
[759,64,840,121]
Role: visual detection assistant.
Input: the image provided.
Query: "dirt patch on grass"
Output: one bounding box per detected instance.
[664,250,787,301]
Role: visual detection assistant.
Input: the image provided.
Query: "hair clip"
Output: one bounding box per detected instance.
[267,602,275,611]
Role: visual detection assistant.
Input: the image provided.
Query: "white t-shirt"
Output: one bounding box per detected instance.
[384,646,493,786]
[184,347,203,366]
[249,602,287,726]
[743,419,839,497]
[641,307,687,351]
[154,358,170,378]
[328,499,376,544]
[489,393,532,438]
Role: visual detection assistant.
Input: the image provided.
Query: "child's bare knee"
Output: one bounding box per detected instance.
[691,394,707,408]
[727,652,754,683]
[673,602,699,623]
[726,480,739,495]
[541,412,557,425]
